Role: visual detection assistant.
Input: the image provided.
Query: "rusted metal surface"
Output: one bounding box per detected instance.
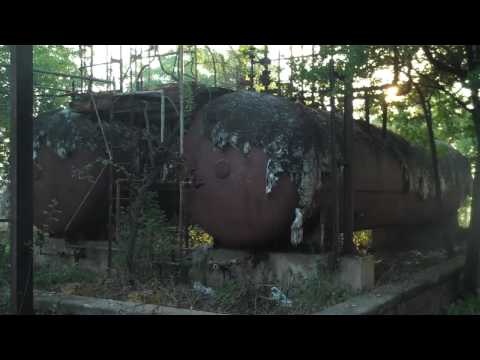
[184,139,298,249]
[33,85,471,253]
[34,145,109,238]
[33,84,231,243]
[184,90,471,251]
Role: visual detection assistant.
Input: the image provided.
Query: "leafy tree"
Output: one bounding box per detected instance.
[0,45,78,187]
[416,45,480,293]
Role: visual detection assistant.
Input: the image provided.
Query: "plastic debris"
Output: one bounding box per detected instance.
[193,281,215,296]
[270,287,292,307]
[290,208,303,247]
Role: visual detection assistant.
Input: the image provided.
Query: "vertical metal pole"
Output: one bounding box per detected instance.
[300,45,305,103]
[115,179,122,247]
[79,45,84,92]
[193,45,198,82]
[139,48,144,91]
[107,108,115,273]
[277,51,281,96]
[107,164,113,273]
[10,45,34,314]
[329,58,339,270]
[160,89,167,181]
[134,47,138,91]
[147,46,152,88]
[129,48,133,92]
[88,45,93,93]
[160,90,165,143]
[179,45,184,157]
[288,46,294,98]
[343,75,355,254]
[178,45,185,253]
[310,45,316,106]
[105,45,110,91]
[119,45,123,93]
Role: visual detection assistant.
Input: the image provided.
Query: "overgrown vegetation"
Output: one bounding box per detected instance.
[34,262,97,290]
[447,296,480,315]
[114,191,179,280]
[33,257,355,315]
[0,227,10,313]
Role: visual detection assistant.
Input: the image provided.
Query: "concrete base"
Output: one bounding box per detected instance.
[339,256,375,291]
[317,255,465,315]
[34,237,120,272]
[190,248,375,291]
[35,238,375,292]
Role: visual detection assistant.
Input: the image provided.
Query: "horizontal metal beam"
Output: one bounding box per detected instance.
[0,63,113,84]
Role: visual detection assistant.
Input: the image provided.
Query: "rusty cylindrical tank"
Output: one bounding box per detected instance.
[34,108,113,239]
[184,91,471,250]
[33,84,233,240]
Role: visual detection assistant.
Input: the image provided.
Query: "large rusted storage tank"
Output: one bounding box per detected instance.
[33,84,232,240]
[184,91,471,250]
[33,108,132,239]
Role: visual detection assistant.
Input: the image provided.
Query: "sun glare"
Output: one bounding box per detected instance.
[385,86,402,103]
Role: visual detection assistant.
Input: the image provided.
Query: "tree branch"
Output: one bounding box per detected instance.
[423,46,468,79]
[416,70,472,112]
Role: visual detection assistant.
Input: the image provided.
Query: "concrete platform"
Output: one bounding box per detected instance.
[316,255,465,315]
[190,248,375,291]
[34,237,120,272]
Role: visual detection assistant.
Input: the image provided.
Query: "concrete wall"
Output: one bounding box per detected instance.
[317,255,464,315]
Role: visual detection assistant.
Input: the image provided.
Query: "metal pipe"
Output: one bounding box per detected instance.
[160,89,167,181]
[64,165,108,233]
[178,45,185,252]
[80,45,84,91]
[115,179,128,245]
[160,89,165,143]
[343,74,355,254]
[143,101,155,168]
[120,45,123,93]
[179,45,184,156]
[107,164,113,273]
[105,45,109,91]
[329,57,339,269]
[0,64,113,84]
[89,45,93,93]
[194,45,198,82]
[90,94,113,161]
